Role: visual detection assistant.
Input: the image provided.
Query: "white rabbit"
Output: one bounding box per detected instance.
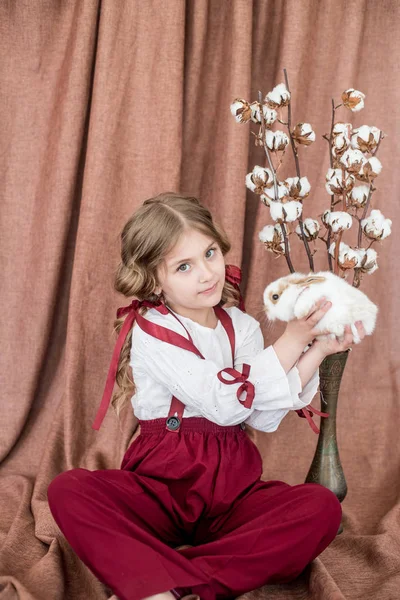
[262,271,378,343]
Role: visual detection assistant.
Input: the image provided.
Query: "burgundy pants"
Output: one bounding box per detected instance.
[47,418,342,600]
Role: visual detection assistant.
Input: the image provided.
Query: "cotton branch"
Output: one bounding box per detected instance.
[258,90,295,273]
[325,98,338,273]
[283,68,315,272]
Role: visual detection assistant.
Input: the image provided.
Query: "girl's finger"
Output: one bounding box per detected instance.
[343,325,354,347]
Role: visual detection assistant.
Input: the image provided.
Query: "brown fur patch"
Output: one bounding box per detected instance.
[290,275,327,287]
[269,281,289,304]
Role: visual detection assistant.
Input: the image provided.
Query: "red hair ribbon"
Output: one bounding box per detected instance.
[225,264,246,311]
[92,298,168,430]
[216,364,255,408]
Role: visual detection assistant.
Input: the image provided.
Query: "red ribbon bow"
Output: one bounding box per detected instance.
[295,406,329,435]
[216,364,255,408]
[116,298,169,320]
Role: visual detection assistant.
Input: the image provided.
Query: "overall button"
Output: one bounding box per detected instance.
[166,416,181,431]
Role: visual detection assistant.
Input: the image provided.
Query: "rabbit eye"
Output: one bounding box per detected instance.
[272,294,279,300]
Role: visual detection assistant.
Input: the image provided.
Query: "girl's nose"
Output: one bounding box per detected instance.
[199,263,213,282]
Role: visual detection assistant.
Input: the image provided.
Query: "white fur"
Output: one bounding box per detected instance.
[263,270,378,344]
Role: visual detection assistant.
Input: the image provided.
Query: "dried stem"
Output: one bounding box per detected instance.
[332,167,349,276]
[283,68,314,272]
[258,90,295,273]
[326,98,337,273]
[333,231,342,275]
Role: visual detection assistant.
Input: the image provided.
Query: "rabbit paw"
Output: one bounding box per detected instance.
[351,322,361,344]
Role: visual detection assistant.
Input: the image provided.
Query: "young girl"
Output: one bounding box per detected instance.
[47,192,365,600]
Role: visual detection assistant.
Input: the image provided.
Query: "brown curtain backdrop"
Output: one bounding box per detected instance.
[0,1,398,598]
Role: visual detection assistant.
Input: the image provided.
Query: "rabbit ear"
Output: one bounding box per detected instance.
[294,275,327,287]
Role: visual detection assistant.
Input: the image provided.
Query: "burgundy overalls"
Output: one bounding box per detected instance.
[47,265,340,600]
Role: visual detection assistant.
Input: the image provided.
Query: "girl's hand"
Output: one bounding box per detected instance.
[283,296,333,348]
[312,322,366,357]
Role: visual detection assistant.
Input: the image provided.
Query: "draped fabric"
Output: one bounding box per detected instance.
[0,1,398,598]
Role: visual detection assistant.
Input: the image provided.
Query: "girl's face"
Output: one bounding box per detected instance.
[156,228,226,318]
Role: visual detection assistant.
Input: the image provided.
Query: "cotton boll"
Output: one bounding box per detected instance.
[262,105,278,125]
[329,241,360,269]
[360,248,378,274]
[230,98,251,123]
[367,157,382,174]
[245,172,257,192]
[361,209,392,240]
[340,248,364,269]
[327,211,353,233]
[325,168,355,195]
[263,181,289,201]
[258,224,286,252]
[357,157,383,182]
[295,218,320,241]
[246,166,274,194]
[339,149,365,173]
[332,122,353,137]
[265,130,290,151]
[292,123,316,146]
[270,200,302,222]
[351,126,381,152]
[249,101,262,123]
[259,224,277,243]
[332,133,350,158]
[264,83,291,109]
[354,248,379,274]
[342,89,366,112]
[365,261,378,274]
[250,102,279,125]
[349,185,370,208]
[285,176,311,199]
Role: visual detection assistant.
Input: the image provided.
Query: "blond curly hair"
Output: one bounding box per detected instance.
[112,192,241,416]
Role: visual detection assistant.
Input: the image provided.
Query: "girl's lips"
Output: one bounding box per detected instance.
[200,282,217,294]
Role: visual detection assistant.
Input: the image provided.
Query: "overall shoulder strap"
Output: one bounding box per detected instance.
[134,311,204,359]
[214,305,235,365]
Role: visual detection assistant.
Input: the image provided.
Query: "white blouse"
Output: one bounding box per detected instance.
[129,305,319,432]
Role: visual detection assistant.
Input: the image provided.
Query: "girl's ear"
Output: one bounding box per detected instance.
[295,276,327,287]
